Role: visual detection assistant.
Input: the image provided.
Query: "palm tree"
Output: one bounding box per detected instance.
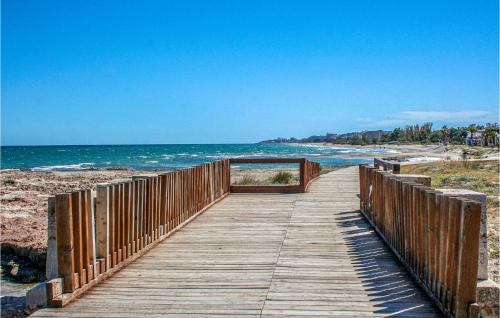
[483,128,499,146]
[466,124,479,146]
[468,124,478,135]
[441,125,449,145]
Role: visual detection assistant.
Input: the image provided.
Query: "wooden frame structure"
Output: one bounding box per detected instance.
[228,158,320,193]
[374,157,401,174]
[46,158,321,308]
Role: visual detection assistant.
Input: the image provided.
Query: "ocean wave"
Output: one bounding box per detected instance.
[406,156,441,163]
[145,160,159,164]
[31,162,95,172]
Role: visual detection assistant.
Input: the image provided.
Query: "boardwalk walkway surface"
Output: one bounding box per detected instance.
[33,166,441,317]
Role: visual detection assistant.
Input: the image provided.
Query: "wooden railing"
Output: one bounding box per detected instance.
[303,159,321,190]
[359,164,481,317]
[374,157,401,174]
[47,157,321,306]
[229,158,320,193]
[48,160,230,306]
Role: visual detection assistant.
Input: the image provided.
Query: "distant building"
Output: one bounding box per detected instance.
[336,130,385,140]
[363,130,386,139]
[325,133,338,141]
[466,130,499,147]
[302,135,328,142]
[466,131,484,146]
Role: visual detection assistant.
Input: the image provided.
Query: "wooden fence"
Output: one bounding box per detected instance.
[373,157,401,174]
[359,164,481,317]
[47,158,321,307]
[304,159,321,190]
[49,160,230,306]
[229,158,320,193]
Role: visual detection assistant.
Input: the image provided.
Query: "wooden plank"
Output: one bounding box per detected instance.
[445,197,461,312]
[124,182,131,257]
[95,185,110,264]
[80,190,92,282]
[55,193,75,293]
[71,191,83,288]
[230,185,304,194]
[115,183,122,264]
[426,190,437,292]
[454,200,481,317]
[160,175,167,230]
[108,184,116,267]
[299,159,306,190]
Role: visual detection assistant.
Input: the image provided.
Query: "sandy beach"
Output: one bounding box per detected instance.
[309,143,500,161]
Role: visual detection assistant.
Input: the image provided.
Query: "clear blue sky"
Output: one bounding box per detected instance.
[2,0,498,145]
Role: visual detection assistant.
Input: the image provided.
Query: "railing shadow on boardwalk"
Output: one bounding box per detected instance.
[335,210,440,317]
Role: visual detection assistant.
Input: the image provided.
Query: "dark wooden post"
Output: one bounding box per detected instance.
[299,158,306,192]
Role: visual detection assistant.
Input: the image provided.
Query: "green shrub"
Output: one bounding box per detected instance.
[236,175,258,185]
[270,171,294,184]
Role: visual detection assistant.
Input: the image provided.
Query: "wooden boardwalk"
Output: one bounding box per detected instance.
[33,166,441,317]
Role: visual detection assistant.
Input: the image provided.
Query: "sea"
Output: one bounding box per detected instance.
[0,143,396,171]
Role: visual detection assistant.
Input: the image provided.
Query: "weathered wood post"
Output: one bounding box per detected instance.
[455,200,481,318]
[89,190,97,279]
[436,188,488,281]
[299,158,306,192]
[55,193,75,293]
[95,184,110,274]
[46,197,58,280]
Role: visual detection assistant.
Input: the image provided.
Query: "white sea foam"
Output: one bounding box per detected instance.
[405,157,442,163]
[145,160,159,164]
[31,162,95,172]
